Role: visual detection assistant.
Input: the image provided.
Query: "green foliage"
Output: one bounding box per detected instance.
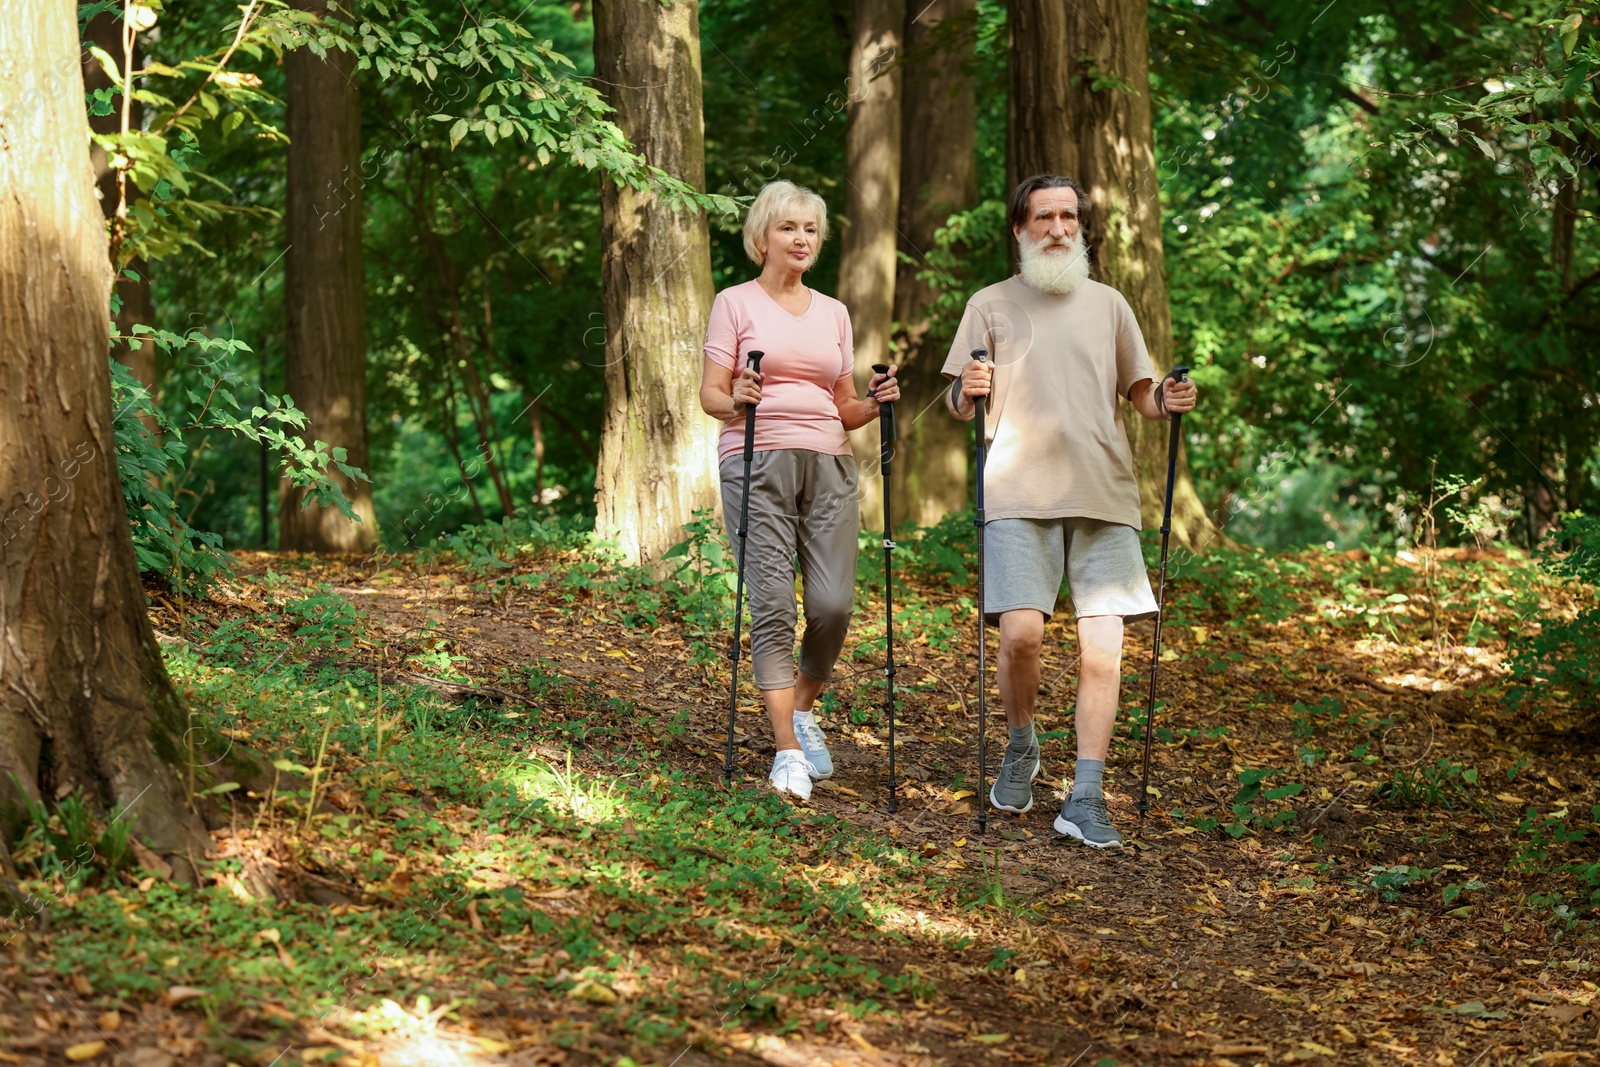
[6,789,134,890]
[1375,758,1481,811]
[1154,1,1600,546]
[1225,767,1303,837]
[283,585,365,653]
[1506,513,1600,714]
[661,509,736,667]
[1366,864,1440,904]
[1162,545,1303,629]
[111,352,361,595]
[443,513,590,573]
[899,512,979,586]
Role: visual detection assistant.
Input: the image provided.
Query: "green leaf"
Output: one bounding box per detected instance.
[1562,12,1582,57]
[449,118,469,149]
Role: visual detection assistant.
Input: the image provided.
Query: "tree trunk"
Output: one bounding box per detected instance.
[1008,0,1215,548]
[0,0,206,877]
[592,0,719,565]
[893,0,976,527]
[839,0,905,530]
[83,9,158,418]
[279,0,376,552]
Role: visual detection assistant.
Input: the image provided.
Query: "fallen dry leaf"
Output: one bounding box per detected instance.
[65,1041,106,1061]
[162,985,207,1008]
[567,979,619,1005]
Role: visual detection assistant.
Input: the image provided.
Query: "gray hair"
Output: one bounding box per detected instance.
[1009,174,1089,232]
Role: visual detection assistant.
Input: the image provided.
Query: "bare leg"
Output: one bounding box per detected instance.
[762,673,826,751]
[997,610,1045,728]
[1074,615,1124,761]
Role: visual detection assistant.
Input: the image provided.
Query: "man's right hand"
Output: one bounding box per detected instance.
[959,359,993,412]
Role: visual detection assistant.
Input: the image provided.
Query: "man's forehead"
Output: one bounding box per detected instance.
[1028,187,1079,214]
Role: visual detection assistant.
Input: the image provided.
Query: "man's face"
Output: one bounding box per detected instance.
[1013,186,1081,250]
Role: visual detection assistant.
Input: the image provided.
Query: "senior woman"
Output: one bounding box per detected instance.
[699,180,898,801]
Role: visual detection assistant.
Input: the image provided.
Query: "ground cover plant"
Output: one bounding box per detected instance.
[2,522,1596,1066]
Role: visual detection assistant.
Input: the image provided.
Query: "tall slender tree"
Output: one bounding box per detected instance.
[0,0,205,877]
[83,7,158,415]
[1008,0,1213,546]
[892,0,976,527]
[280,0,376,552]
[592,0,719,564]
[838,0,904,527]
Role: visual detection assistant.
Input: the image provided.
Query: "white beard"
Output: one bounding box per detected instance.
[1017,230,1092,295]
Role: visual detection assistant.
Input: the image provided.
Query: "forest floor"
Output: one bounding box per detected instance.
[2,534,1597,1067]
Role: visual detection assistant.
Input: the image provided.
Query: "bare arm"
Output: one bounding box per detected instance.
[700,358,761,421]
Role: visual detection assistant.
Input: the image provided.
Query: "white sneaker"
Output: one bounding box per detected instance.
[769,749,816,801]
[792,711,833,779]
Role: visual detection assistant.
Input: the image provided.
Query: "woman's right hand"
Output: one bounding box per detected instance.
[731,367,763,412]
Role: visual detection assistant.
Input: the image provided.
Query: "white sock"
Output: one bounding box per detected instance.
[793,709,816,725]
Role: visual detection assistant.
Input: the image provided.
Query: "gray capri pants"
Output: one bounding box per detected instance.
[719,449,859,690]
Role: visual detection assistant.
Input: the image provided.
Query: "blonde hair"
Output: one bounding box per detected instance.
[742,180,829,266]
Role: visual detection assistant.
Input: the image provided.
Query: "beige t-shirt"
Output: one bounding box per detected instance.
[940,276,1157,528]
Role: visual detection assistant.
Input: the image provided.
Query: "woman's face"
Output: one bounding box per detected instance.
[763,211,820,272]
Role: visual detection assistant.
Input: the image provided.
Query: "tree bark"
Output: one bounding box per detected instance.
[280,0,376,552]
[83,9,157,416]
[0,0,206,877]
[839,0,905,530]
[592,0,720,565]
[1008,0,1215,548]
[893,0,976,527]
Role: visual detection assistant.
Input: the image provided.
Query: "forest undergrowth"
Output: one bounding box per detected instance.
[1,520,1597,1067]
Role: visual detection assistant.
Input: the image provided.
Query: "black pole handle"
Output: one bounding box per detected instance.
[1160,365,1188,534]
[871,363,895,468]
[741,350,765,452]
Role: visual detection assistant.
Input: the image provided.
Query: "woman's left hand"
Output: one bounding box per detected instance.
[869,365,900,405]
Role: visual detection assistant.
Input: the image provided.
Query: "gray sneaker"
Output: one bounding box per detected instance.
[1054,795,1125,849]
[792,713,833,779]
[988,745,1041,813]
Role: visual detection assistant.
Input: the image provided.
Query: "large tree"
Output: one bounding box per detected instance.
[838,0,904,528]
[1008,0,1213,547]
[0,0,206,877]
[592,0,720,565]
[280,0,377,552]
[892,0,976,527]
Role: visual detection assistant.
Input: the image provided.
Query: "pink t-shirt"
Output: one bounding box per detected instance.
[704,279,854,462]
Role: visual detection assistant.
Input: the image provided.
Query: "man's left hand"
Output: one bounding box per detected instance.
[1161,375,1197,416]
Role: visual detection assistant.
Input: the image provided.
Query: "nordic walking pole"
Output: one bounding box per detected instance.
[971,348,990,836]
[872,363,899,813]
[723,350,765,784]
[1139,365,1189,830]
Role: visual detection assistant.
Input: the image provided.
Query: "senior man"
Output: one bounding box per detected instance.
[943,173,1198,848]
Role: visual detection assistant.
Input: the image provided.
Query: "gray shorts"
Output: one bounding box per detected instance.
[984,517,1158,624]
